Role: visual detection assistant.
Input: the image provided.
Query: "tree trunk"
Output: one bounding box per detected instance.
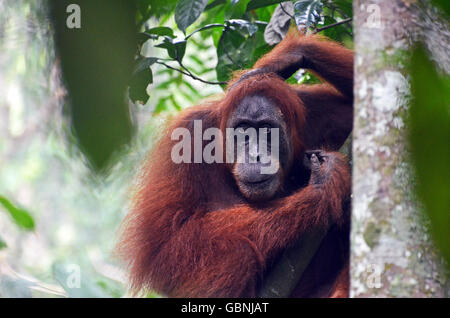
[351,0,449,297]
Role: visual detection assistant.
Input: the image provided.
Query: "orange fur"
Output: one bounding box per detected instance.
[117,32,353,297]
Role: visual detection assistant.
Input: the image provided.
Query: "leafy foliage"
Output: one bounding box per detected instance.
[216,20,269,83]
[175,0,210,33]
[432,0,450,17]
[47,0,353,173]
[294,0,323,28]
[136,0,353,101]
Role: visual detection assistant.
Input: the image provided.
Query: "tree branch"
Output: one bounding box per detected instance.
[314,18,352,34]
[258,227,329,297]
[185,23,227,40]
[155,60,226,85]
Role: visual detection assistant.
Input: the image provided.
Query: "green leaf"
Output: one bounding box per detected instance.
[137,0,151,16]
[147,0,178,18]
[247,0,287,11]
[175,0,210,33]
[294,0,323,28]
[95,278,125,298]
[410,46,450,266]
[137,33,156,47]
[155,37,187,61]
[49,0,136,172]
[228,0,251,18]
[182,80,202,97]
[136,0,152,27]
[252,3,279,21]
[146,26,175,38]
[432,0,450,17]
[153,98,169,115]
[133,57,158,73]
[138,28,176,47]
[170,95,182,111]
[0,234,7,250]
[0,195,35,231]
[228,19,259,36]
[205,0,226,11]
[186,23,227,40]
[129,57,157,104]
[330,0,352,18]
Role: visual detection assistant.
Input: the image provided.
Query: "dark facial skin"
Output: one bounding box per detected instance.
[227,95,293,202]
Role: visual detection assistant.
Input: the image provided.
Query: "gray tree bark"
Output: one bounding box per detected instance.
[351,0,449,297]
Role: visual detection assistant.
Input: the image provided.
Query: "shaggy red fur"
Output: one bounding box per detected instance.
[117,32,353,298]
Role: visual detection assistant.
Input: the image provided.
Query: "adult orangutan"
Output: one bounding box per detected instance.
[117,31,353,298]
